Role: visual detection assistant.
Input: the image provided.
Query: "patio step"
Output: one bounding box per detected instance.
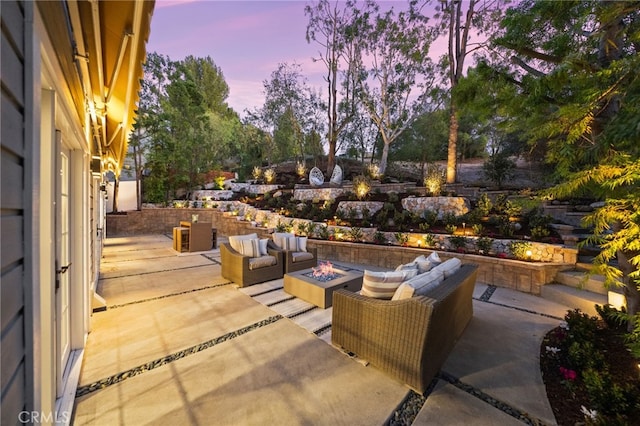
[541,269,625,317]
[541,284,607,317]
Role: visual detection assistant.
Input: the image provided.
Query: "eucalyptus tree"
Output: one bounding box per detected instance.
[305,0,361,175]
[410,0,508,183]
[340,105,378,164]
[486,0,640,326]
[349,1,437,175]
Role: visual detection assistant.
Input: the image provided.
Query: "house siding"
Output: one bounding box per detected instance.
[1,0,28,423]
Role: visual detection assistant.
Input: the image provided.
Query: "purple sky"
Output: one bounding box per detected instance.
[147,1,442,116]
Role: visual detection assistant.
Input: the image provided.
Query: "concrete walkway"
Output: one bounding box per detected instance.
[72,235,571,425]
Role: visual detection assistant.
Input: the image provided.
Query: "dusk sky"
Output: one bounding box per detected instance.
[147,1,444,116]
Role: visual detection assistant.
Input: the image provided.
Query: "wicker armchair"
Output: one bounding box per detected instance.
[220,242,284,287]
[331,264,478,393]
[267,240,318,273]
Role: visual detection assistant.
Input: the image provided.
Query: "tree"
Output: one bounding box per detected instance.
[392,108,449,179]
[486,0,640,327]
[130,52,173,206]
[182,55,230,116]
[305,0,360,175]
[247,63,323,164]
[350,1,437,175]
[413,0,507,183]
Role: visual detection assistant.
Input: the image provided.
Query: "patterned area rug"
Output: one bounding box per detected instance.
[237,262,364,345]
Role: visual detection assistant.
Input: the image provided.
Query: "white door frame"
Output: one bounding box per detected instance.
[55,131,72,397]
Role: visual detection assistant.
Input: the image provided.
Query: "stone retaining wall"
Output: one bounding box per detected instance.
[401,196,470,218]
[107,207,575,295]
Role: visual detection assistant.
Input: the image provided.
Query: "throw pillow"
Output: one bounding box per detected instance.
[238,238,261,258]
[229,233,259,253]
[272,232,295,249]
[427,251,442,265]
[283,236,299,251]
[361,270,406,299]
[391,283,415,301]
[297,236,308,252]
[395,262,419,279]
[432,257,462,278]
[413,255,433,274]
[259,239,269,256]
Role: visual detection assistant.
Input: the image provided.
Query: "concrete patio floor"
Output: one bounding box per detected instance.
[72,234,572,425]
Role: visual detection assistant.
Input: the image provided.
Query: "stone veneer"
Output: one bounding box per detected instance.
[336,201,385,218]
[401,196,470,218]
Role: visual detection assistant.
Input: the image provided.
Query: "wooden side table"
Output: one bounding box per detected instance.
[179,221,213,252]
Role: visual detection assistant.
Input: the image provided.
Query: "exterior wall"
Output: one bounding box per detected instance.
[1,3,106,424]
[1,1,30,422]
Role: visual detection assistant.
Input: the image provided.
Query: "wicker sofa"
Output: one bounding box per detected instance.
[331,263,478,393]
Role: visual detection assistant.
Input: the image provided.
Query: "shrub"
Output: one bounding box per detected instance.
[449,235,468,252]
[421,233,436,248]
[373,231,387,244]
[394,232,409,246]
[317,225,330,240]
[476,193,492,216]
[508,240,532,260]
[421,209,438,227]
[476,236,494,254]
[347,227,364,242]
[483,152,515,188]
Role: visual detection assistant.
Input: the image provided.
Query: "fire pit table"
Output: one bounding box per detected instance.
[283,263,363,309]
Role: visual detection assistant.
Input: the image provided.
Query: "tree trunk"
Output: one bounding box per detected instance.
[446,104,458,184]
[617,250,640,332]
[379,141,390,176]
[112,178,119,213]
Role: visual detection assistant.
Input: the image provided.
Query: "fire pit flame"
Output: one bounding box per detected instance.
[306,261,343,282]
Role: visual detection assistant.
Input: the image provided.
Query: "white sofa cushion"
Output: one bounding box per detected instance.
[432,257,462,278]
[392,268,445,300]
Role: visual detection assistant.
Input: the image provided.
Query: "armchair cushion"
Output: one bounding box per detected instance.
[291,251,314,263]
[413,255,434,273]
[249,255,277,270]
